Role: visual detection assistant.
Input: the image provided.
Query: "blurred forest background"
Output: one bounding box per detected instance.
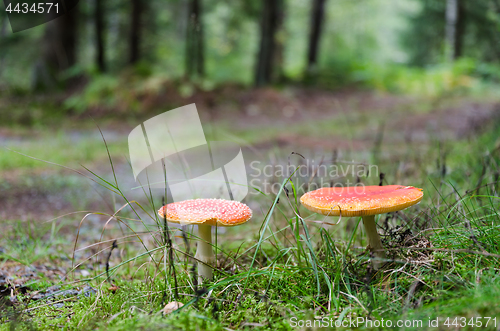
[2,2,500,329]
[1,0,500,121]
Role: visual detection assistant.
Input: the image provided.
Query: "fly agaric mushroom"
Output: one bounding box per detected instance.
[300,185,423,269]
[158,199,252,283]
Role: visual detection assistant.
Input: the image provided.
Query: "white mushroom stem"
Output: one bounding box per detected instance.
[195,224,214,283]
[362,215,386,270]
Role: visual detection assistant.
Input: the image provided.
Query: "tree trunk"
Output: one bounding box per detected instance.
[35,6,79,89]
[255,0,284,87]
[95,0,106,72]
[306,0,327,73]
[185,0,205,79]
[196,1,205,78]
[129,0,142,65]
[50,6,78,70]
[0,13,7,78]
[446,0,465,60]
[455,0,465,59]
[273,0,285,83]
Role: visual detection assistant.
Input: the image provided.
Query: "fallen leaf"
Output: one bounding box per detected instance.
[108,285,119,293]
[161,301,184,315]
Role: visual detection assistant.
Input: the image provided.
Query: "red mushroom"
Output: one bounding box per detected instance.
[159,199,252,282]
[300,185,423,269]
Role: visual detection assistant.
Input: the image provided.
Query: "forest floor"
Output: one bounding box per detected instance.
[1,88,500,330]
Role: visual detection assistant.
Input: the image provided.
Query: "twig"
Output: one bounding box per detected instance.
[162,197,178,302]
[106,240,118,283]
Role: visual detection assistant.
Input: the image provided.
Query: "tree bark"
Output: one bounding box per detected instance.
[0,13,7,78]
[59,7,78,70]
[273,0,285,83]
[185,0,205,79]
[95,0,106,72]
[306,0,327,72]
[455,0,466,59]
[47,6,79,71]
[35,5,79,89]
[129,0,142,65]
[255,0,284,87]
[446,0,465,60]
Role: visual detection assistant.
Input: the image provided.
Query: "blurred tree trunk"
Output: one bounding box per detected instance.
[34,6,79,89]
[185,0,205,79]
[446,0,465,60]
[306,0,326,74]
[129,0,142,65]
[0,13,7,78]
[47,7,79,70]
[255,0,284,87]
[455,0,465,58]
[273,0,285,82]
[94,0,106,72]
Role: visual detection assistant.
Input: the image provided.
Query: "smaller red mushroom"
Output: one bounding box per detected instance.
[159,199,252,283]
[300,185,423,269]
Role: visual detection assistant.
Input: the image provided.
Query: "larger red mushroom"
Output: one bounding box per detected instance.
[300,185,423,269]
[159,199,252,283]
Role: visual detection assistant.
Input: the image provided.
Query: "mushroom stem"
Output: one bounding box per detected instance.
[195,224,214,283]
[362,215,386,270]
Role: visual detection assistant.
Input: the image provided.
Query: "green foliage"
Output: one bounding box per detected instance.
[403,0,500,66]
[316,57,500,96]
[0,220,68,265]
[402,0,446,67]
[1,0,499,97]
[64,75,121,114]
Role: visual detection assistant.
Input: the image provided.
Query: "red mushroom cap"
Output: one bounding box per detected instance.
[300,185,423,217]
[158,199,252,226]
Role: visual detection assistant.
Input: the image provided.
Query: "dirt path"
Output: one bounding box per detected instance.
[214,88,499,151]
[1,89,499,221]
